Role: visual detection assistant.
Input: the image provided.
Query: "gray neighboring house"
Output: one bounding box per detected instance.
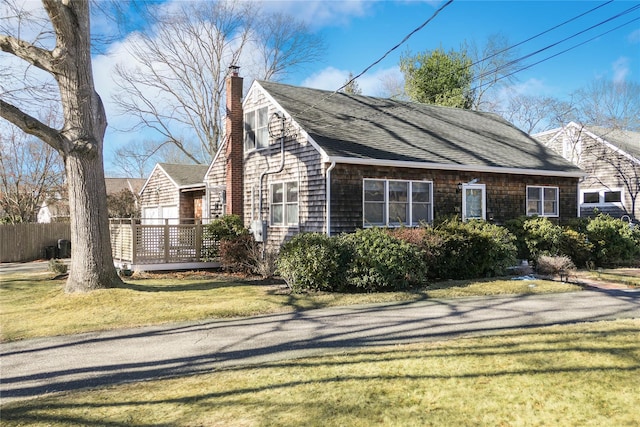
[534,122,640,221]
[204,72,584,251]
[139,163,210,224]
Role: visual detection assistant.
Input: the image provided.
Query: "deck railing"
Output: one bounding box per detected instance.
[109,218,218,268]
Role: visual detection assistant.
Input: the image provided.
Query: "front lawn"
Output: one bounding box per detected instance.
[0,270,581,342]
[2,319,638,426]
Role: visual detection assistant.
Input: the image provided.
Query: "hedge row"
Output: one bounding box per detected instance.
[276,214,640,293]
[276,218,518,293]
[505,213,640,268]
[207,214,639,293]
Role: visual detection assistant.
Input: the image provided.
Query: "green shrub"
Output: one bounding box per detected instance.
[202,215,250,260]
[277,233,353,293]
[586,214,640,266]
[341,228,428,292]
[425,218,517,280]
[559,228,593,268]
[522,216,563,261]
[504,216,530,260]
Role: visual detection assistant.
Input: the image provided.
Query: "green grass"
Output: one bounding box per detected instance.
[0,271,581,342]
[1,271,580,342]
[2,319,638,426]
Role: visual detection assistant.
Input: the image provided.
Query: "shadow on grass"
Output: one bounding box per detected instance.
[2,323,639,426]
[114,279,260,293]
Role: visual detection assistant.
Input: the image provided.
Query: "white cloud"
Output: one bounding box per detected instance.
[301,66,403,97]
[628,28,640,44]
[258,0,373,28]
[612,57,630,85]
[501,78,551,97]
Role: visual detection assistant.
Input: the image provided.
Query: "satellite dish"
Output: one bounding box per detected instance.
[268,112,285,139]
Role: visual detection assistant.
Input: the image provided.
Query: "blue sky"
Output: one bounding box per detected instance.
[278,0,639,97]
[1,1,639,176]
[87,0,640,174]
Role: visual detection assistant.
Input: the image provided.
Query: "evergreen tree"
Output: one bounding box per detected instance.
[400,47,473,108]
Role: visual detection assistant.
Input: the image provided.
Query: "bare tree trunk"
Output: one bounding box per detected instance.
[65,152,121,292]
[1,0,122,291]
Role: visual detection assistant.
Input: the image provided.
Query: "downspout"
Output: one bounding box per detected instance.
[326,161,336,236]
[577,179,582,218]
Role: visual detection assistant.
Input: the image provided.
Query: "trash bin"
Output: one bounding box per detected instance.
[58,239,71,258]
[44,245,58,259]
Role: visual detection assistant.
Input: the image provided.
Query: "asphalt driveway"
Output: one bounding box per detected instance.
[1,288,639,404]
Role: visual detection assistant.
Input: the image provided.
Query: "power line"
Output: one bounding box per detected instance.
[471,15,640,93]
[472,3,640,85]
[291,0,454,120]
[470,0,615,71]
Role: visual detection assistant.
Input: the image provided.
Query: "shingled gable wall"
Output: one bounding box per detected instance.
[205,76,327,249]
[535,124,639,220]
[241,83,326,248]
[139,166,179,211]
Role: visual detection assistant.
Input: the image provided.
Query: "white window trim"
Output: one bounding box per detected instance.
[362,179,433,228]
[269,181,299,228]
[526,185,559,217]
[580,188,624,206]
[461,183,486,221]
[244,106,269,152]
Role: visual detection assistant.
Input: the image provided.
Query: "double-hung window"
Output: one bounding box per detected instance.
[244,107,269,151]
[526,186,558,217]
[363,179,433,227]
[270,182,298,226]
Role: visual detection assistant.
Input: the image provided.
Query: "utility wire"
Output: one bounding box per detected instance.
[290,0,454,120]
[472,3,640,84]
[469,0,615,71]
[471,15,640,93]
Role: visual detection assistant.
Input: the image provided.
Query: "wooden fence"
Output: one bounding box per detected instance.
[110,219,219,271]
[0,222,71,263]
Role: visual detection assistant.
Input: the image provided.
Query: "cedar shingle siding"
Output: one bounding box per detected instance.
[203,78,583,251]
[329,164,578,233]
[534,123,640,220]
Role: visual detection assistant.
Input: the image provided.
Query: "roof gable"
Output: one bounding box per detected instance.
[158,163,209,188]
[257,81,581,176]
[534,122,640,164]
[140,163,208,196]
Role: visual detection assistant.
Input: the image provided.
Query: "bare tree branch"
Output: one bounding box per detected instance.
[0,34,53,71]
[111,0,324,163]
[0,98,63,150]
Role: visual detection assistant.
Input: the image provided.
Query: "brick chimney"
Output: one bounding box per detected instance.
[225,66,244,218]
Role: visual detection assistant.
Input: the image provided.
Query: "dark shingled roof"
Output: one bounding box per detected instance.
[105,178,146,195]
[588,126,640,160]
[258,80,582,174]
[159,163,209,187]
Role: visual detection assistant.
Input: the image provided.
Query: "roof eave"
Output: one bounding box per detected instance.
[323,156,586,178]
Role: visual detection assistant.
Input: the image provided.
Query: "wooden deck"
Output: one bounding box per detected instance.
[109,219,220,271]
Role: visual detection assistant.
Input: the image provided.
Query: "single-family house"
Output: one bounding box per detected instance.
[139,163,210,224]
[105,177,146,198]
[36,190,70,223]
[533,122,640,221]
[204,69,584,251]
